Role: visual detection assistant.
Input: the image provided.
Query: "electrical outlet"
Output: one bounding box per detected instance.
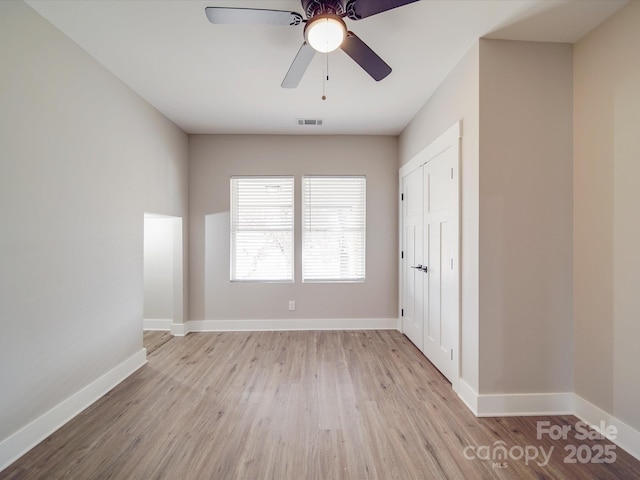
[288,300,295,311]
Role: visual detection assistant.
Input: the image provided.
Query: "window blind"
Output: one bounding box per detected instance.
[230,176,294,282]
[302,176,366,282]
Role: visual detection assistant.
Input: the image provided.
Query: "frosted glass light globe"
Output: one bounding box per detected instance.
[305,15,346,53]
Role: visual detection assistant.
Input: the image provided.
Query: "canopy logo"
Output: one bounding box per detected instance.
[463,441,553,468]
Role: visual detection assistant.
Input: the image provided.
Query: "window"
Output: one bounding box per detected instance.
[302,176,366,282]
[230,176,294,282]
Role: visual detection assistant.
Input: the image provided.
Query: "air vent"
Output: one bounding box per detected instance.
[297,118,324,126]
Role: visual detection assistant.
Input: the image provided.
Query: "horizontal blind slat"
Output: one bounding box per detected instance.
[302,176,366,282]
[231,177,294,281]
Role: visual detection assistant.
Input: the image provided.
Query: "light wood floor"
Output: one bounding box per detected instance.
[2,330,639,479]
[143,330,173,355]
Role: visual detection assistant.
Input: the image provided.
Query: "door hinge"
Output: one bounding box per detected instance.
[401,193,404,201]
[401,309,404,317]
[401,251,404,259]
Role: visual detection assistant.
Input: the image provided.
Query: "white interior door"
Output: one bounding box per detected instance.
[422,147,458,383]
[402,167,423,350]
[399,122,460,389]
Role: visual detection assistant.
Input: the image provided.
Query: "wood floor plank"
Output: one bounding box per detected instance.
[143,330,173,355]
[2,330,640,479]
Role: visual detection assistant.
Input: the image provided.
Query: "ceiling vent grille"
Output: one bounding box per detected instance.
[297,118,324,126]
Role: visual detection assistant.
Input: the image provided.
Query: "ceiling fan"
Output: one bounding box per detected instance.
[205,0,419,88]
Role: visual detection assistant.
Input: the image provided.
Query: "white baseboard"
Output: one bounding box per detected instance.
[170,322,188,336]
[574,394,640,461]
[143,319,172,331]
[162,318,399,336]
[457,382,573,417]
[0,349,147,472]
[186,317,398,333]
[457,379,479,415]
[476,392,575,417]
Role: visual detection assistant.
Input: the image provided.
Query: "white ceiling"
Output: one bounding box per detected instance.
[25,0,627,135]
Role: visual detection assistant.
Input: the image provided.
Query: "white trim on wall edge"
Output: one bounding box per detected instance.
[475,392,574,417]
[399,121,461,177]
[170,322,188,336]
[143,319,172,331]
[0,349,147,472]
[184,318,399,333]
[457,379,479,415]
[574,394,640,461]
[457,382,573,417]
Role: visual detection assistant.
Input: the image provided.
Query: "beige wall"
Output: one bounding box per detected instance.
[400,39,575,396]
[574,1,640,430]
[478,39,574,394]
[399,43,480,390]
[188,134,398,322]
[0,0,188,444]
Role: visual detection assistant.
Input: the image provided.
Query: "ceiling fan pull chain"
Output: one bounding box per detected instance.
[327,50,330,82]
[322,51,328,100]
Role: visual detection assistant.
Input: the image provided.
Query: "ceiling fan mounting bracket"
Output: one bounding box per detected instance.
[344,0,360,20]
[290,14,305,26]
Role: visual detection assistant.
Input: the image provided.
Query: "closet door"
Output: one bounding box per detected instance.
[422,146,458,383]
[399,122,460,388]
[401,166,424,350]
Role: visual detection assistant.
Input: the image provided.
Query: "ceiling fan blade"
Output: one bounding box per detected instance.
[340,32,391,81]
[346,0,420,20]
[205,7,304,26]
[281,42,316,88]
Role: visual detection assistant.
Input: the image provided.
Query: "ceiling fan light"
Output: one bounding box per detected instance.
[305,15,346,53]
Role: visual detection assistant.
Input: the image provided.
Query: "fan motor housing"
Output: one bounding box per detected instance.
[302,0,345,18]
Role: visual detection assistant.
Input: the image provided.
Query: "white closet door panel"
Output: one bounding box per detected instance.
[423,146,458,384]
[401,167,423,350]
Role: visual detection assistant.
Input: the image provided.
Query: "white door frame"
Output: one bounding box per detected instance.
[143,213,185,334]
[399,121,461,392]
